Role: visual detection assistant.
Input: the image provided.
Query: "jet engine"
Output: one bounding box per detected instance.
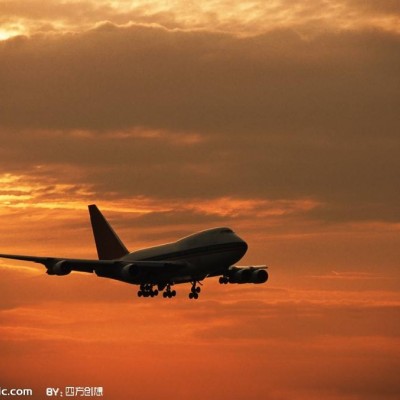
[228,267,268,284]
[250,268,268,283]
[48,260,72,276]
[228,268,252,283]
[120,263,140,281]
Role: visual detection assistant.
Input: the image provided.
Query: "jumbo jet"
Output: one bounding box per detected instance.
[0,205,268,299]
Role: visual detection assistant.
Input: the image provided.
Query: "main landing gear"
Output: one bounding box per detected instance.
[162,284,177,299]
[137,284,158,298]
[138,282,203,300]
[188,281,201,300]
[219,276,229,284]
[138,283,177,299]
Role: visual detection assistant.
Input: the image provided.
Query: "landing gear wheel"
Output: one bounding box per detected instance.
[138,284,159,298]
[189,281,202,299]
[162,284,176,299]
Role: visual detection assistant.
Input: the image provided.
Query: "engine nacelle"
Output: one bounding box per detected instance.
[228,267,268,284]
[49,260,72,276]
[120,263,140,281]
[249,269,268,284]
[229,268,252,284]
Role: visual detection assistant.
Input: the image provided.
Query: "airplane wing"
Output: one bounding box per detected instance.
[0,253,110,274]
[0,253,187,278]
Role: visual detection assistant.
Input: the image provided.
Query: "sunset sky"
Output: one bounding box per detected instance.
[1,1,399,399]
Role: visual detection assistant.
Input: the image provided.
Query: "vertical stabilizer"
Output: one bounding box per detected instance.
[88,205,129,260]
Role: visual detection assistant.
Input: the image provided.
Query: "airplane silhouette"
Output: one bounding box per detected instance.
[0,205,268,299]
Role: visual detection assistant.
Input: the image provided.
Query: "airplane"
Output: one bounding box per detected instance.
[0,205,268,299]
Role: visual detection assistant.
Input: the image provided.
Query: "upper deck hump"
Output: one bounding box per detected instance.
[121,227,235,261]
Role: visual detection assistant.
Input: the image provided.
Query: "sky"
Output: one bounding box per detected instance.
[0,1,399,399]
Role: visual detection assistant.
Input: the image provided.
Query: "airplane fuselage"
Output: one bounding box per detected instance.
[96,227,248,285]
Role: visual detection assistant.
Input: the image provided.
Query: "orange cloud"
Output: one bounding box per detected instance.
[311,271,390,281]
[1,278,399,399]
[1,23,398,225]
[1,0,400,40]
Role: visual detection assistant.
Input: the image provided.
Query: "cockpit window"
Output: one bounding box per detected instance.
[220,228,233,234]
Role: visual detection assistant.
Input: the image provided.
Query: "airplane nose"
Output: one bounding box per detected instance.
[241,240,248,256]
[235,235,248,256]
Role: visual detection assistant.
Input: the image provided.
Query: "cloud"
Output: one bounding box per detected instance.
[1,285,400,399]
[0,25,399,223]
[1,25,398,135]
[1,0,400,40]
[311,270,390,280]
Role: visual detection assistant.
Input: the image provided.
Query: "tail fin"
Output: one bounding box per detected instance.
[88,204,129,260]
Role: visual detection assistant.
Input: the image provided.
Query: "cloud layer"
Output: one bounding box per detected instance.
[1,266,400,400]
[1,24,399,222]
[1,2,399,400]
[1,0,400,39]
